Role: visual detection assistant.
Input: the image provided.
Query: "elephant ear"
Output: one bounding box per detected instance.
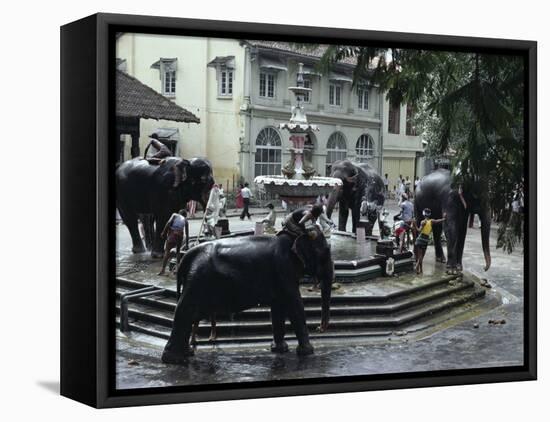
[172,159,190,188]
[291,233,316,273]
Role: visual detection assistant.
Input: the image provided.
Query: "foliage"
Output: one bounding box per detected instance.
[317,46,525,252]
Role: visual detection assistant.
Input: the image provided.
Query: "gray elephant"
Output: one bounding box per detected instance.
[161,227,334,364]
[414,169,491,273]
[116,157,214,257]
[326,160,385,235]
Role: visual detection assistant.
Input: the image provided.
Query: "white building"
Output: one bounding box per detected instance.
[116,34,424,191]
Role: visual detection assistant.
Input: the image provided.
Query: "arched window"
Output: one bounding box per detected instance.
[255,127,282,177]
[326,132,347,176]
[356,134,375,163]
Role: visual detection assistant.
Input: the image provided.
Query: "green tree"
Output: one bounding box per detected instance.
[316,46,525,252]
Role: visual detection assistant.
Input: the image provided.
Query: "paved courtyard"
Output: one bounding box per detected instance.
[115,200,524,390]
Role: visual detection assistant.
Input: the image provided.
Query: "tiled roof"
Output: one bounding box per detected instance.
[116,70,200,123]
[245,40,358,66]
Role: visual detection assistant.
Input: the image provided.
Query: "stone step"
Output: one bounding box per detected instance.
[116,278,473,321]
[116,273,461,305]
[116,286,485,338]
[117,319,393,343]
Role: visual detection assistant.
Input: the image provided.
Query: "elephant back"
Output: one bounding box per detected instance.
[415,169,452,219]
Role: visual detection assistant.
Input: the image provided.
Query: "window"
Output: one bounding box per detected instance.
[303,78,312,103]
[220,69,233,96]
[326,132,347,175]
[116,58,127,72]
[207,56,236,98]
[260,72,276,98]
[163,70,176,96]
[406,103,417,136]
[151,58,178,97]
[329,83,342,106]
[357,86,369,110]
[255,128,282,177]
[388,101,400,134]
[356,134,375,163]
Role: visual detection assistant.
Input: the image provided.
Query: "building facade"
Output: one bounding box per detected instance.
[116,34,424,192]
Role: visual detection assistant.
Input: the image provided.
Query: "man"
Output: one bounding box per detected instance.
[143,133,172,164]
[218,185,227,218]
[260,203,277,234]
[282,204,324,237]
[404,176,412,195]
[204,185,222,238]
[397,179,405,203]
[399,194,414,223]
[158,209,189,276]
[240,182,252,220]
[383,173,389,196]
[395,194,414,251]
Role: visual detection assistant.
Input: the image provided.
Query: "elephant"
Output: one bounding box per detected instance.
[116,156,214,257]
[326,160,385,235]
[161,227,334,364]
[414,169,491,273]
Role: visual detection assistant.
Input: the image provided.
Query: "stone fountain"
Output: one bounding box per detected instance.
[254,63,342,210]
[254,62,414,280]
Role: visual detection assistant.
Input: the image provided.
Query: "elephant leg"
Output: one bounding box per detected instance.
[444,223,458,272]
[162,297,197,363]
[351,206,359,234]
[456,216,468,272]
[152,212,169,258]
[141,214,154,251]
[119,207,145,254]
[285,294,314,356]
[433,223,446,263]
[270,302,288,353]
[338,203,349,232]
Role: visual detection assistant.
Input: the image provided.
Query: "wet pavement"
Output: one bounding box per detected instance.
[115,201,524,390]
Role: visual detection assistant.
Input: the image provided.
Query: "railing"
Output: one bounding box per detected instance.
[119,286,166,333]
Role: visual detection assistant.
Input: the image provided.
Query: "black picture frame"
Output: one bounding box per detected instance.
[60,12,537,408]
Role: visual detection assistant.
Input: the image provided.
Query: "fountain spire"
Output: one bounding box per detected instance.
[254,62,342,211]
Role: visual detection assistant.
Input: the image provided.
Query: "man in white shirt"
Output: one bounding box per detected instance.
[240,183,252,220]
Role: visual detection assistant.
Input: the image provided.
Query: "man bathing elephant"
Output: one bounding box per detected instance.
[326,160,385,235]
[162,226,334,364]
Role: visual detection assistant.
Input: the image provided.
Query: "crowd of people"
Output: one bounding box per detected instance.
[156,174,439,276]
[383,173,421,200]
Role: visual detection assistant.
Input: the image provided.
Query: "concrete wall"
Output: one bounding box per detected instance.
[116,34,424,192]
[116,34,245,190]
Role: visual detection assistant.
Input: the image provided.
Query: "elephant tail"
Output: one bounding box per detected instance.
[176,253,192,299]
[175,245,203,299]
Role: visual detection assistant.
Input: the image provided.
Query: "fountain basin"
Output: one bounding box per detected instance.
[254,175,342,204]
[177,229,414,283]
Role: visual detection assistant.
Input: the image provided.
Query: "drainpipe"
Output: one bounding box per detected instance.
[240,45,253,185]
[378,88,384,175]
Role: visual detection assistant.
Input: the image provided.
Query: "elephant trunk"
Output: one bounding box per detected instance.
[480,211,492,271]
[318,260,334,332]
[326,184,342,219]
